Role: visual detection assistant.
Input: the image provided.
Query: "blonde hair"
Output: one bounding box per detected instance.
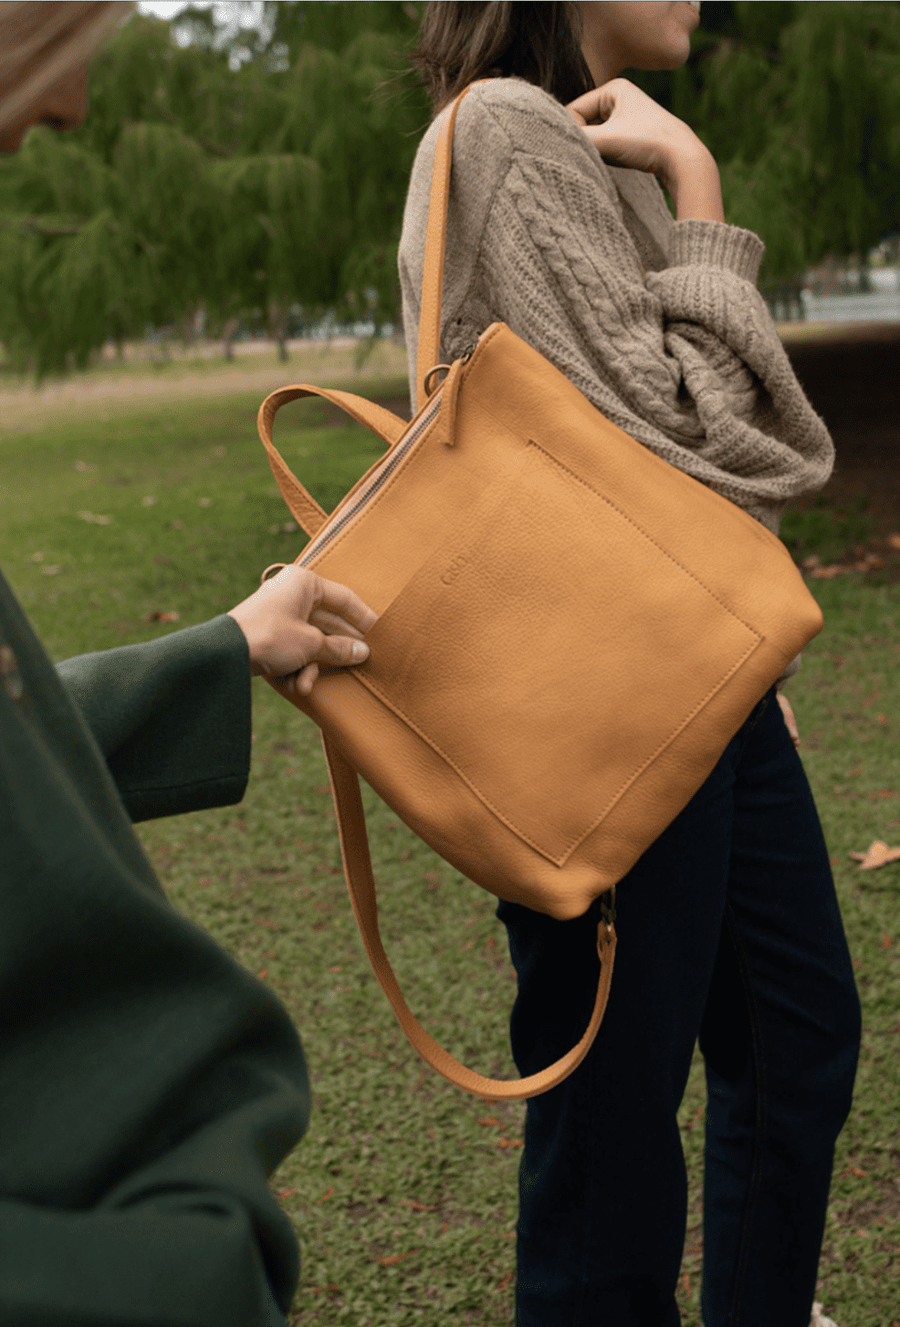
[0,1,134,133]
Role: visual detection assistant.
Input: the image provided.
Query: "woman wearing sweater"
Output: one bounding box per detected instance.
[399,5,860,1326]
[1,5,375,1323]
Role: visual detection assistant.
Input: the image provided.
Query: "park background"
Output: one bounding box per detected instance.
[0,3,898,1324]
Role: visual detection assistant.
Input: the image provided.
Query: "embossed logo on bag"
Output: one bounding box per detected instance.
[0,644,23,701]
[441,554,469,586]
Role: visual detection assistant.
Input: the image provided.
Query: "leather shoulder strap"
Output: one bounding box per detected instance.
[322,733,617,1102]
[416,81,489,410]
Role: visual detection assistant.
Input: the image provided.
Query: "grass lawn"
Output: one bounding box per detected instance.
[1,346,897,1327]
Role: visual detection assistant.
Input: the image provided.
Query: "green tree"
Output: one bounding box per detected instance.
[0,115,216,375]
[0,6,430,376]
[263,1,424,64]
[630,1,900,284]
[0,15,227,375]
[4,2,897,379]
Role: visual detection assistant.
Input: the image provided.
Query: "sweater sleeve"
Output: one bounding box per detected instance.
[0,571,309,1326]
[407,79,834,538]
[56,614,252,823]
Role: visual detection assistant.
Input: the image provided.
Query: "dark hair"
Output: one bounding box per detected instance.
[407,2,594,122]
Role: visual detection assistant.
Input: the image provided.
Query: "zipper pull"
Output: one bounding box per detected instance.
[432,354,467,448]
[438,341,476,447]
[423,341,476,447]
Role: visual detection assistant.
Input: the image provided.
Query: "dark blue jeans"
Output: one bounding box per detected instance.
[496,687,861,1327]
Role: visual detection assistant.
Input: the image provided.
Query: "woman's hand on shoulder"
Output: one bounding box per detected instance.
[566,79,724,222]
[227,565,377,698]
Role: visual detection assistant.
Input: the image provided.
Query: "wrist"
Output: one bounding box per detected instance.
[667,146,725,224]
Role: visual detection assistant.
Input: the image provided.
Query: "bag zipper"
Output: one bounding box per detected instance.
[297,342,476,566]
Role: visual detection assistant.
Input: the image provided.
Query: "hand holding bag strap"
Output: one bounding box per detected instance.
[322,733,617,1102]
[257,385,409,537]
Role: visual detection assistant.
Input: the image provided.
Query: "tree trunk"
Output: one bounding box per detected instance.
[270,302,289,363]
[222,316,238,362]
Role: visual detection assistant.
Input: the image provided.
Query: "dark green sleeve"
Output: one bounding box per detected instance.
[55,614,252,822]
[0,573,310,1325]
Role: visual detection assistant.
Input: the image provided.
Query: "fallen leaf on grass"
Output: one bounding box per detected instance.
[379,1249,418,1267]
[316,1187,334,1205]
[400,1199,439,1211]
[809,564,847,580]
[680,1105,704,1131]
[477,1117,500,1127]
[308,1284,339,1299]
[838,1167,867,1179]
[882,934,894,949]
[78,510,112,525]
[143,610,180,622]
[849,840,900,869]
[276,1187,299,1200]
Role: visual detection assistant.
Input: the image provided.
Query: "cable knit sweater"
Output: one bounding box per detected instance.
[398,77,835,541]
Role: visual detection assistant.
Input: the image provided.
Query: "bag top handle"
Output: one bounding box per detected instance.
[415,81,489,410]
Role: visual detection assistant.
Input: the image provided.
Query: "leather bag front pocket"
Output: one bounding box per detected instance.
[353,439,761,865]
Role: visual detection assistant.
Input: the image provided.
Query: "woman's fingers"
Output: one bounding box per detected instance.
[565,84,614,127]
[777,691,801,748]
[566,77,708,187]
[308,607,366,639]
[227,565,375,683]
[293,662,320,697]
[314,575,378,635]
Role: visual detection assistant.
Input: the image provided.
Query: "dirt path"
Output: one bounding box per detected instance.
[0,338,411,434]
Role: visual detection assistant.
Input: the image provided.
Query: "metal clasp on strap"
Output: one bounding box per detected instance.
[423,362,452,397]
[600,886,617,935]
